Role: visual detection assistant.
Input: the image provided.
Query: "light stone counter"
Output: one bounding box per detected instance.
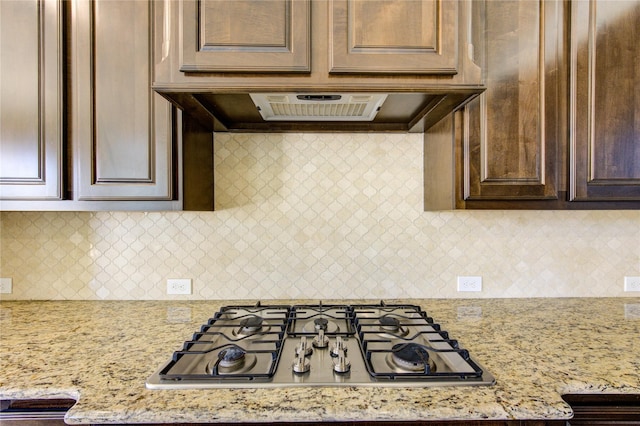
[1,298,639,424]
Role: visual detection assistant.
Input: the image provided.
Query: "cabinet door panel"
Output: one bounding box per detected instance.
[74,0,173,201]
[462,0,559,200]
[180,0,310,72]
[570,0,640,201]
[330,0,458,74]
[0,0,63,200]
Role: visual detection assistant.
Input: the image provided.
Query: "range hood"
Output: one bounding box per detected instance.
[157,89,483,133]
[152,0,485,133]
[249,93,388,122]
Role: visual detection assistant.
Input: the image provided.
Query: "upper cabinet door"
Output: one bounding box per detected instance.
[329,0,458,74]
[180,0,311,72]
[460,0,560,202]
[73,0,174,201]
[0,0,64,200]
[569,0,640,201]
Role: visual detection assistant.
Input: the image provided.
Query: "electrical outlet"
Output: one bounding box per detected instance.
[624,276,640,292]
[457,276,482,292]
[0,278,13,294]
[167,278,192,295]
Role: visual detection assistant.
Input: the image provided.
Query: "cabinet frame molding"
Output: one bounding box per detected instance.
[460,0,559,202]
[329,0,458,74]
[0,0,64,200]
[569,0,640,201]
[179,0,311,73]
[73,0,175,201]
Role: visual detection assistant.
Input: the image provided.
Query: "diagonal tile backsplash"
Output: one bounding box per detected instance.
[1,132,639,300]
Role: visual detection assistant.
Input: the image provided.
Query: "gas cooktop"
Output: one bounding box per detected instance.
[146,302,495,389]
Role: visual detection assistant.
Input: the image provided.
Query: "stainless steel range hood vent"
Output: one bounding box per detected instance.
[249,93,388,121]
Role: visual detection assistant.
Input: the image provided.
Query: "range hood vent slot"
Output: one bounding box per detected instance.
[249,93,388,121]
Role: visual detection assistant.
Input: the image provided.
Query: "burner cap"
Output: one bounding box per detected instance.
[302,316,340,334]
[391,343,431,372]
[314,317,329,330]
[218,347,246,368]
[239,315,263,332]
[379,315,400,331]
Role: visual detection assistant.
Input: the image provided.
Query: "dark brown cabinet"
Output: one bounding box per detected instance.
[72,0,176,202]
[153,0,483,133]
[177,0,464,77]
[569,0,640,202]
[564,394,640,425]
[0,0,64,201]
[425,0,640,210]
[460,0,561,203]
[329,0,459,75]
[425,0,564,210]
[0,0,180,210]
[180,0,311,73]
[0,399,74,426]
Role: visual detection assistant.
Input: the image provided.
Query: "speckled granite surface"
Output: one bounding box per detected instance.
[1,298,639,424]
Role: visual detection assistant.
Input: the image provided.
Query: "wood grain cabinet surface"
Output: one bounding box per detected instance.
[569,0,640,202]
[1,0,181,210]
[563,394,640,425]
[0,0,64,201]
[178,0,460,76]
[426,0,640,210]
[180,0,311,73]
[0,399,74,426]
[72,0,175,202]
[154,0,482,133]
[461,0,560,202]
[329,0,458,75]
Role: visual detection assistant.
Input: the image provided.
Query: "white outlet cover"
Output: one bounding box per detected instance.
[167,278,192,295]
[457,276,482,292]
[0,278,12,294]
[624,276,640,292]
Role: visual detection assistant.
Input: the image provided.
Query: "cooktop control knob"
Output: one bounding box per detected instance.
[312,329,329,348]
[293,355,311,374]
[293,337,311,374]
[333,348,351,374]
[330,336,346,357]
[295,336,313,356]
[292,353,310,374]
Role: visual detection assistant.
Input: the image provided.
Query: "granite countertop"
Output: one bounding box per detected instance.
[1,298,639,424]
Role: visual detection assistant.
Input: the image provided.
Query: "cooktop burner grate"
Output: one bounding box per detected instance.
[287,304,356,336]
[147,301,495,389]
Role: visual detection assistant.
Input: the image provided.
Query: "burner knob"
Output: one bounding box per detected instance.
[292,353,311,374]
[330,336,346,357]
[312,329,329,348]
[293,337,311,373]
[295,336,313,356]
[333,348,351,374]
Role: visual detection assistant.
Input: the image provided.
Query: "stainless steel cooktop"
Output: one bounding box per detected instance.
[146,302,495,389]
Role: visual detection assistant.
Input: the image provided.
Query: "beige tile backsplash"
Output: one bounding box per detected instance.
[1,133,639,300]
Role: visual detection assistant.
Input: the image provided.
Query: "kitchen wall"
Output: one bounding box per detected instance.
[1,132,639,300]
